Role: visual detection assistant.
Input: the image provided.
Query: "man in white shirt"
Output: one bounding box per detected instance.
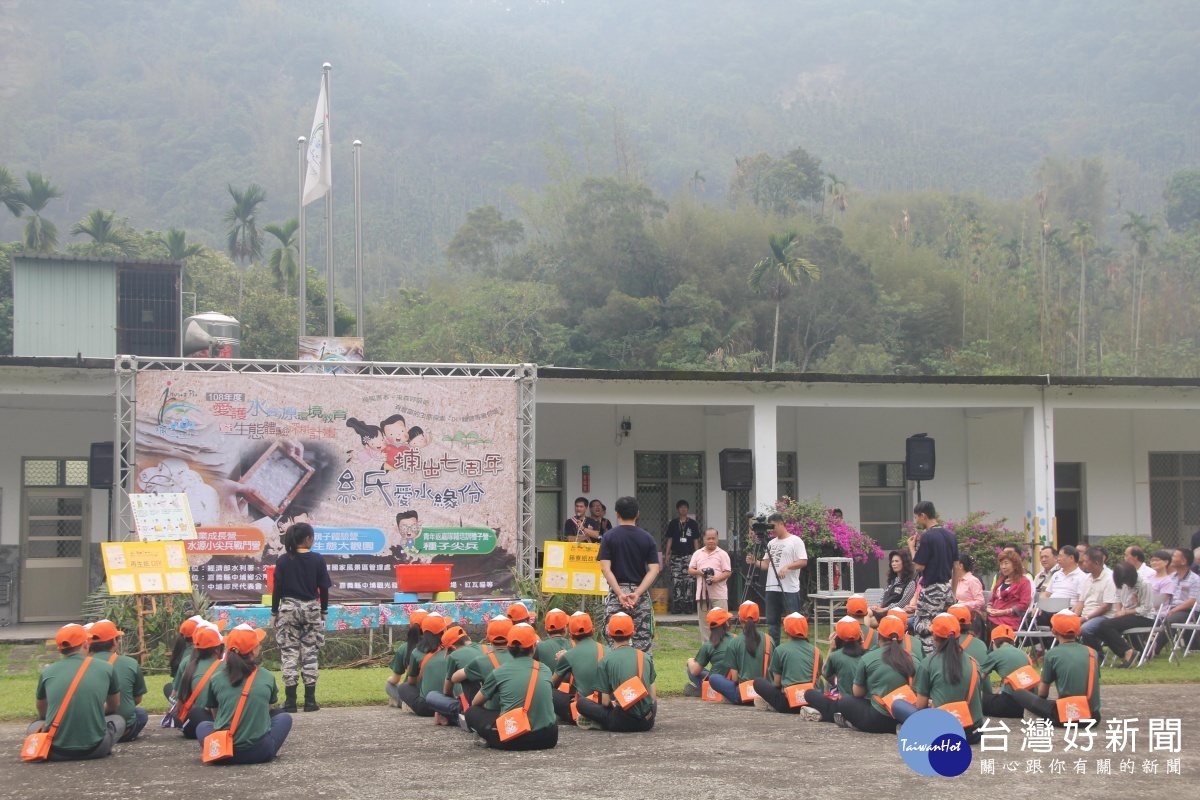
[1073,546,1118,641]
[745,514,808,643]
[688,529,732,644]
[1124,545,1157,584]
[1038,545,1088,625]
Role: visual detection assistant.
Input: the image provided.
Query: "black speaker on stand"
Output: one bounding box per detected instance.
[89,442,114,489]
[718,448,754,492]
[905,434,935,502]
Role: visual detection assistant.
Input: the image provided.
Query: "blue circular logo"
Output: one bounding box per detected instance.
[897,709,972,777]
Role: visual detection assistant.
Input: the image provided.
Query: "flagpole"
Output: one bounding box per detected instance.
[297,135,307,341]
[353,139,363,339]
[323,62,335,337]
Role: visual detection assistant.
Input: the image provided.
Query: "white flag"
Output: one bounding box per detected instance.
[302,76,331,206]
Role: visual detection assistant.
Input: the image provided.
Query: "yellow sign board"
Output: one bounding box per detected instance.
[541,541,605,596]
[101,541,193,595]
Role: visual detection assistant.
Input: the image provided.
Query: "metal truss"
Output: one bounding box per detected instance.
[112,357,539,563]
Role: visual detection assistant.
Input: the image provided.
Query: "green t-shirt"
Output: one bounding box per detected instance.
[694,635,738,678]
[536,636,571,669]
[729,632,775,682]
[913,652,983,726]
[389,642,410,676]
[177,655,221,708]
[982,643,1034,696]
[35,654,119,753]
[904,635,926,666]
[854,646,916,716]
[446,642,482,696]
[464,644,512,683]
[555,638,606,697]
[958,634,992,694]
[197,664,279,749]
[1042,641,1101,712]
[823,648,863,694]
[100,652,147,729]
[595,645,657,718]
[859,623,879,651]
[416,649,450,695]
[480,655,556,732]
[767,639,821,687]
[171,643,194,686]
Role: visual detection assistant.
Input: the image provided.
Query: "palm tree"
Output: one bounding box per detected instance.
[223,183,267,315]
[1120,211,1158,375]
[1069,220,1095,375]
[157,228,204,291]
[71,209,138,256]
[16,172,62,253]
[264,218,300,295]
[749,230,820,371]
[0,165,26,217]
[825,173,848,221]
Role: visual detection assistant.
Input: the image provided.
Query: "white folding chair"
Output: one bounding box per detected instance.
[1167,603,1200,664]
[863,588,884,608]
[1016,596,1070,651]
[1119,593,1171,668]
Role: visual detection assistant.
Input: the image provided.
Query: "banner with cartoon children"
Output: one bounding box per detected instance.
[133,371,519,603]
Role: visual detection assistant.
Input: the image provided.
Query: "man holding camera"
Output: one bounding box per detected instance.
[688,528,732,643]
[746,514,808,643]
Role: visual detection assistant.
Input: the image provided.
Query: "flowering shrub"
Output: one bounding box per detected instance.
[900,510,1020,576]
[771,497,885,564]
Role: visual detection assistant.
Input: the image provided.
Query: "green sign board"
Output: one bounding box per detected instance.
[412,526,497,555]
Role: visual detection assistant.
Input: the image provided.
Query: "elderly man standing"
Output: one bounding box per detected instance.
[598,496,662,655]
[688,528,732,643]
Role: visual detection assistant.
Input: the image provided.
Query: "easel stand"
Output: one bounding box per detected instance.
[135,594,158,664]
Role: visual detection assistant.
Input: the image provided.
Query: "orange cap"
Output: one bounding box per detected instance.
[878,615,906,640]
[990,624,1016,643]
[782,612,809,639]
[88,619,124,643]
[508,623,539,649]
[608,612,635,638]
[886,607,908,626]
[179,615,204,638]
[544,608,569,633]
[486,617,514,644]
[1051,610,1081,637]
[847,595,869,616]
[705,607,732,629]
[212,618,229,632]
[835,616,863,642]
[421,613,447,635]
[192,624,223,649]
[408,609,429,628]
[441,625,468,648]
[738,601,761,622]
[506,603,532,623]
[948,604,973,627]
[225,623,267,654]
[56,623,89,650]
[568,611,594,636]
[930,613,961,640]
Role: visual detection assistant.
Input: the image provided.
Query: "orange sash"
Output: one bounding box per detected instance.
[202,669,257,764]
[22,658,92,762]
[497,662,540,742]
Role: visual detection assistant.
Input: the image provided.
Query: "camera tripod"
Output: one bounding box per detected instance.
[736,520,786,607]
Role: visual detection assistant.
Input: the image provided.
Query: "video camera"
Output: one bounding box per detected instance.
[748,514,771,540]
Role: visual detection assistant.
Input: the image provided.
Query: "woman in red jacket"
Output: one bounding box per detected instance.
[984,552,1031,632]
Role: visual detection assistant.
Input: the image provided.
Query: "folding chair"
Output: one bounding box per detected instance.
[863,588,884,608]
[1119,593,1171,668]
[1015,596,1069,652]
[1167,603,1200,664]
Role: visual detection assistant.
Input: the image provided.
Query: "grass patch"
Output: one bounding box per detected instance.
[3,629,1198,723]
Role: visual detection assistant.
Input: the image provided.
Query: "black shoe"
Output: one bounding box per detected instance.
[303,683,320,712]
[833,712,850,729]
[283,684,298,713]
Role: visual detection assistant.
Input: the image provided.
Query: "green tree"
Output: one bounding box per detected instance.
[70,209,138,257]
[748,230,820,371]
[1120,211,1158,375]
[0,166,25,217]
[263,218,300,295]
[1069,220,1095,374]
[155,228,204,290]
[1164,169,1200,232]
[223,183,267,316]
[16,172,62,253]
[731,146,825,216]
[446,206,524,273]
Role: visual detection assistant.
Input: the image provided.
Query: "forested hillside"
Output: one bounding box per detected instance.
[2,0,1200,375]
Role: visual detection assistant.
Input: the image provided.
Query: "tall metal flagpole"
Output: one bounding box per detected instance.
[323,62,335,336]
[297,136,307,340]
[353,139,363,338]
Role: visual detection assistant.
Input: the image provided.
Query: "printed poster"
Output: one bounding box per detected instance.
[101,541,193,596]
[299,337,364,374]
[133,371,519,603]
[129,492,198,541]
[541,542,605,596]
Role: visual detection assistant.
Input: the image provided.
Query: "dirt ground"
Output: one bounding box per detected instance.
[2,685,1197,799]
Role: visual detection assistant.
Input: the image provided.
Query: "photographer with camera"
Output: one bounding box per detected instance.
[745,514,808,643]
[688,529,732,643]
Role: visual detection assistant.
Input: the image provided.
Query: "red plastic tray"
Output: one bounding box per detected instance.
[394,564,453,593]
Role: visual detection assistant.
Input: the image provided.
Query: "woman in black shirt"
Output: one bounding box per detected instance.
[272,522,332,713]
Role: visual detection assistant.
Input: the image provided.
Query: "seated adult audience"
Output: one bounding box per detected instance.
[869,550,917,624]
[1032,545,1061,597]
[1088,562,1155,668]
[1074,547,1117,642]
[1125,546,1157,584]
[1164,548,1200,647]
[953,554,986,614]
[985,551,1032,631]
[1039,546,1088,625]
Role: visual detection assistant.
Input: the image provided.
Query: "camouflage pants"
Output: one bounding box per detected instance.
[605,584,655,655]
[911,581,954,654]
[669,555,696,614]
[276,598,325,686]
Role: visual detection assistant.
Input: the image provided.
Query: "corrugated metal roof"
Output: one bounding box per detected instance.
[10,253,181,268]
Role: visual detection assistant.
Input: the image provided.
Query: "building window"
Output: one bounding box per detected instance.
[777,452,796,501]
[535,460,564,548]
[858,462,908,589]
[23,459,90,488]
[1054,462,1086,548]
[635,452,704,542]
[1149,453,1200,550]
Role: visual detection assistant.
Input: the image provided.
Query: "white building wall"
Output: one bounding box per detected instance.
[1055,409,1137,538]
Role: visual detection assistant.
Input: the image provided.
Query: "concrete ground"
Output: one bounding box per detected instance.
[2,685,1195,799]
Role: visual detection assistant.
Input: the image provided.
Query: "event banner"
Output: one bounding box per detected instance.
[133,371,519,603]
